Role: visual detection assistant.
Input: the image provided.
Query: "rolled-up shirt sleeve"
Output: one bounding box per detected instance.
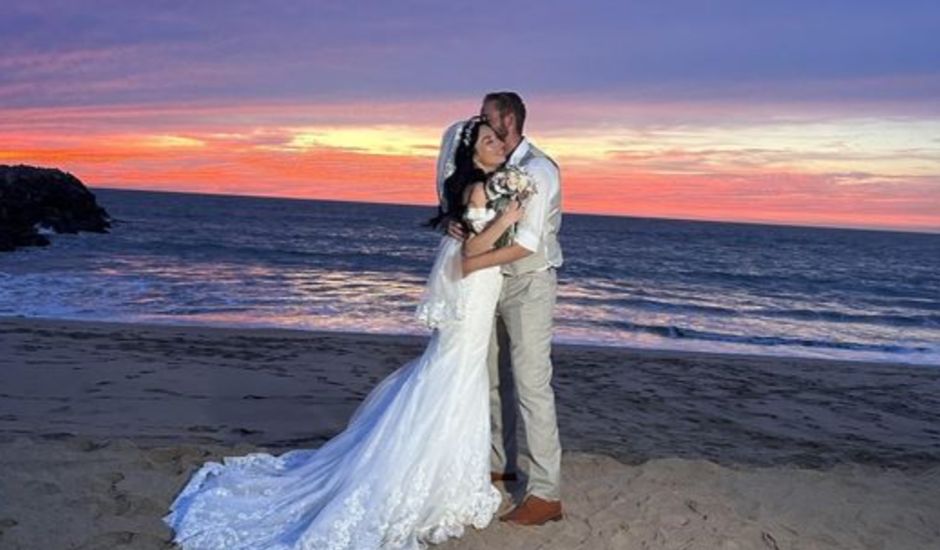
[513,159,555,252]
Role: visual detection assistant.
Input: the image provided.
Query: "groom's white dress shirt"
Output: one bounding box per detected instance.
[505,138,564,273]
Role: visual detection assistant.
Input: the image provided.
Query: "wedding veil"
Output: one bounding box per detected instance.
[416,120,470,328]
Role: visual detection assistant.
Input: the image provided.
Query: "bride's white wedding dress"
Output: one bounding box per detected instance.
[164,207,503,549]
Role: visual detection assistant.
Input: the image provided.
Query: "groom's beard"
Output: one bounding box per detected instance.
[504,141,521,160]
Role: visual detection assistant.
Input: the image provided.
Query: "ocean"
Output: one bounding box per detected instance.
[2,188,938,366]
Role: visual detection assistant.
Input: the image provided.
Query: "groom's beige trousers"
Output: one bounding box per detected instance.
[488,268,562,501]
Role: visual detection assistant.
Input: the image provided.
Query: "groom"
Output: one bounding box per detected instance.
[438,91,564,526]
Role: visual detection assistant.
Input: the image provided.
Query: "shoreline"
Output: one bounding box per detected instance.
[2,315,939,468]
[2,314,934,372]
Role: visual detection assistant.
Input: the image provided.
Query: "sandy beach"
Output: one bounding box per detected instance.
[1,316,938,549]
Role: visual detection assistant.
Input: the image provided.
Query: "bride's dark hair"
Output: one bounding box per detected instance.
[427,116,490,230]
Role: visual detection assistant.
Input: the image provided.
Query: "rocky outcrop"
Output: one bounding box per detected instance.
[0,165,111,252]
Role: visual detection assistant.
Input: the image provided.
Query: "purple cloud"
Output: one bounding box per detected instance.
[1,1,938,110]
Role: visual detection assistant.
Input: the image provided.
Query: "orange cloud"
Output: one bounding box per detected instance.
[1,99,938,233]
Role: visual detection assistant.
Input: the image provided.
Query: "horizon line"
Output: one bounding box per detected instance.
[90,185,940,237]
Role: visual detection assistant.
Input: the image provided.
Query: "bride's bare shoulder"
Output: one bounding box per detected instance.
[463,181,487,207]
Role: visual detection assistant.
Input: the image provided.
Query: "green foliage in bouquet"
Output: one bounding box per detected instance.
[485,165,537,249]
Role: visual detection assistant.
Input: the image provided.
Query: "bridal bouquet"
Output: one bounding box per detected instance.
[485,165,537,249]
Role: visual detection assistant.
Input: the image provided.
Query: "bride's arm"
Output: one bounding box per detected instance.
[463,244,532,275]
[463,184,524,257]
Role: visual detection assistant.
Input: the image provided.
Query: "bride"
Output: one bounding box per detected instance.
[163,116,526,549]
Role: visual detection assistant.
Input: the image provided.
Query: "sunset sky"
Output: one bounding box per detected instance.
[2,1,939,231]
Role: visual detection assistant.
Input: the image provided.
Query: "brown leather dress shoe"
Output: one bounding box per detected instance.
[499,495,563,525]
[490,471,518,483]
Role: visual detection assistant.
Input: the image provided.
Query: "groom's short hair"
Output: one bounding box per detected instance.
[483,91,526,135]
